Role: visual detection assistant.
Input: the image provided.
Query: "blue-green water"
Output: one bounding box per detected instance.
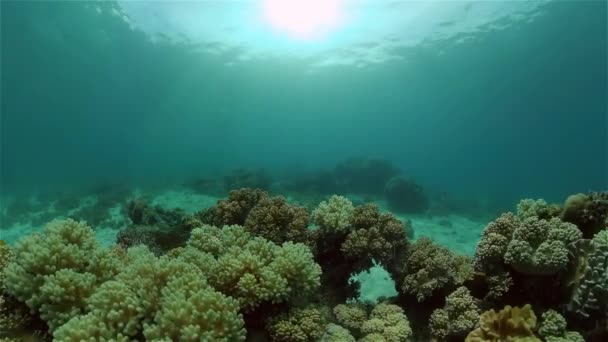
[2,0,605,204]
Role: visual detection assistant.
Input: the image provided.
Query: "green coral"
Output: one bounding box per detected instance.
[332,303,368,333]
[266,305,330,342]
[430,286,480,341]
[243,196,312,246]
[311,195,354,233]
[538,310,583,342]
[503,217,581,275]
[2,219,119,330]
[400,237,473,301]
[359,303,413,342]
[516,199,562,220]
[321,324,355,342]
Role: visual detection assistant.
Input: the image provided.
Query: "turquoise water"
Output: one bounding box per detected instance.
[0,1,606,341]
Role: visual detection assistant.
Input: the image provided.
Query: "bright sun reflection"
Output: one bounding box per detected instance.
[261,0,346,40]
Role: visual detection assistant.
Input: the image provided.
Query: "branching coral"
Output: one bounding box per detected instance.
[54,245,246,341]
[359,303,413,341]
[199,188,268,227]
[3,219,119,330]
[244,196,312,246]
[266,305,331,342]
[465,304,540,342]
[430,287,480,341]
[311,195,354,233]
[399,237,473,302]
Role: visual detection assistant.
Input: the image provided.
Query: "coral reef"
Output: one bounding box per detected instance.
[384,176,429,214]
[1,190,606,341]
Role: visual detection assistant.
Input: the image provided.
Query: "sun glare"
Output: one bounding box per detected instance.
[261,0,346,40]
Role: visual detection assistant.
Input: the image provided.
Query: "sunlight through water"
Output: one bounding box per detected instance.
[261,0,346,40]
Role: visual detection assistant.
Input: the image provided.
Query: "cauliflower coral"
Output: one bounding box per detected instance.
[2,219,119,330]
[399,237,473,301]
[311,195,354,233]
[430,287,480,341]
[359,303,413,342]
[183,224,321,311]
[475,213,582,276]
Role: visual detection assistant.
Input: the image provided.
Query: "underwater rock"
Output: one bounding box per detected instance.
[223,168,273,192]
[383,176,429,214]
[333,157,399,196]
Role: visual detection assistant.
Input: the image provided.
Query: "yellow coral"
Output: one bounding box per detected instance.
[465,304,541,342]
[3,219,119,331]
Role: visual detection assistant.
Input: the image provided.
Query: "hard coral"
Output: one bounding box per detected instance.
[199,188,267,227]
[475,213,582,276]
[399,237,473,302]
[474,213,518,272]
[244,195,312,246]
[430,287,480,341]
[538,309,584,342]
[516,199,562,220]
[3,219,119,331]
[504,217,581,275]
[359,303,413,342]
[321,323,356,342]
[54,245,246,341]
[342,204,409,269]
[333,303,368,334]
[185,225,321,311]
[266,305,330,342]
[311,195,354,233]
[465,304,540,342]
[569,229,608,319]
[562,192,608,239]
